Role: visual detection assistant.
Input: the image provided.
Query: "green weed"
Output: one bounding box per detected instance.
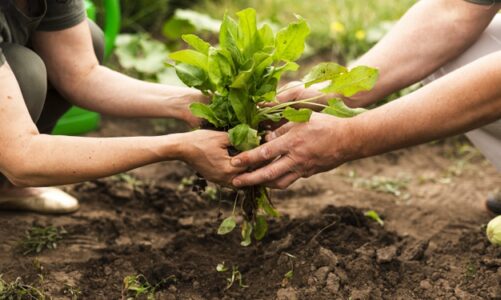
[19,226,67,255]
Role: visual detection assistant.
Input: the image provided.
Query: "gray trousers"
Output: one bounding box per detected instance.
[425,15,501,172]
[0,20,104,185]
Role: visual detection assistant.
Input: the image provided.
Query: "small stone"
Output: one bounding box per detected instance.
[307,276,316,286]
[314,266,331,285]
[355,243,376,258]
[276,287,298,300]
[481,257,501,267]
[420,280,432,290]
[401,240,429,261]
[168,285,177,293]
[431,272,441,281]
[325,273,340,294]
[316,247,339,268]
[179,216,194,226]
[376,245,398,264]
[350,287,371,300]
[192,281,200,289]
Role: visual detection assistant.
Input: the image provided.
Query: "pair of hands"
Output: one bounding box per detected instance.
[178,83,359,189]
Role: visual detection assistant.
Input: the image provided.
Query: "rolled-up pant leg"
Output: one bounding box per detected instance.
[0,20,104,185]
[425,15,501,172]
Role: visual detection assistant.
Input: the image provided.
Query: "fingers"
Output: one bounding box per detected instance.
[265,122,296,142]
[266,172,301,189]
[230,135,288,169]
[232,155,298,187]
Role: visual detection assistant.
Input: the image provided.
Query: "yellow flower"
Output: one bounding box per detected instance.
[355,30,366,41]
[330,21,345,34]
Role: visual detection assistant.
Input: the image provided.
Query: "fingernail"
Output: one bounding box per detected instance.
[233,179,242,186]
[231,158,242,167]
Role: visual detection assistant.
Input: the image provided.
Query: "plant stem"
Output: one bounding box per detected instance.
[258,94,327,117]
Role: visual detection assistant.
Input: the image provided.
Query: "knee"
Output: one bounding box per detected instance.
[88,20,105,64]
[1,43,47,122]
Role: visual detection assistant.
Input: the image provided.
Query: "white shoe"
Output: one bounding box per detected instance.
[0,187,80,214]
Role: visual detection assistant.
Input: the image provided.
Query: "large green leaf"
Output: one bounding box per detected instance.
[169,49,208,71]
[282,107,313,123]
[322,99,367,118]
[302,62,347,87]
[190,103,221,127]
[259,24,275,49]
[208,48,234,86]
[273,17,310,62]
[257,190,280,218]
[228,124,260,151]
[174,63,207,88]
[321,66,379,97]
[236,8,263,60]
[182,34,211,55]
[229,89,253,124]
[220,13,243,66]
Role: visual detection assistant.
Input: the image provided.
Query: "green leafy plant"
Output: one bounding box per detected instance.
[19,226,67,255]
[364,210,384,226]
[169,8,378,245]
[216,264,248,290]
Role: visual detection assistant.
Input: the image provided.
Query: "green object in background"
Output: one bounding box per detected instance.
[52,0,121,135]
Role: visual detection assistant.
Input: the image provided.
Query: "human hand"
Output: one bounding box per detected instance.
[230,113,357,189]
[170,89,209,128]
[178,130,245,186]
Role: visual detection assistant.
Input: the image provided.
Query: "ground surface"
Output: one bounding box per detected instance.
[1,117,501,300]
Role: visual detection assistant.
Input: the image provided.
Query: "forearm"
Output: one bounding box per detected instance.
[4,134,183,187]
[346,51,501,160]
[348,0,500,106]
[61,65,204,119]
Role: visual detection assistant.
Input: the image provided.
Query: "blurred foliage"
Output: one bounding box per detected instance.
[193,0,416,62]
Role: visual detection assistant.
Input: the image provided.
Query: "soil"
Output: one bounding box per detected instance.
[1,117,501,300]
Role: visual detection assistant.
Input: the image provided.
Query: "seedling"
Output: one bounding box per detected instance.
[62,284,82,300]
[282,252,297,282]
[19,226,67,255]
[354,175,410,198]
[216,262,248,290]
[0,275,47,299]
[122,274,176,300]
[169,8,378,245]
[364,210,384,226]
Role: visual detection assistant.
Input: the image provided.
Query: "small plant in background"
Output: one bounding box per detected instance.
[216,263,248,290]
[122,274,176,300]
[353,175,410,198]
[0,275,47,299]
[62,284,83,300]
[169,8,378,246]
[364,210,384,226]
[19,226,67,255]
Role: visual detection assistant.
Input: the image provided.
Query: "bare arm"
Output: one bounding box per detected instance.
[31,21,204,126]
[0,63,239,187]
[231,51,501,188]
[349,0,501,107]
[279,0,501,108]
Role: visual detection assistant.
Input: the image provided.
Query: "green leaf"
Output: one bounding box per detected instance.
[228,124,260,151]
[364,210,384,226]
[303,62,347,87]
[169,49,208,71]
[162,18,196,40]
[241,221,253,247]
[284,270,294,279]
[236,8,263,60]
[218,216,237,235]
[216,263,228,272]
[174,63,207,87]
[229,89,254,124]
[190,103,221,127]
[254,215,268,241]
[230,64,254,89]
[208,48,234,87]
[220,13,243,66]
[259,24,275,49]
[322,99,367,118]
[182,34,211,55]
[321,66,379,97]
[274,17,310,62]
[257,189,280,218]
[282,107,312,123]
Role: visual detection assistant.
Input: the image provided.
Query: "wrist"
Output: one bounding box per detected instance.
[159,133,188,161]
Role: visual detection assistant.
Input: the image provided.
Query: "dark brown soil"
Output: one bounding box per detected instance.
[0,118,500,300]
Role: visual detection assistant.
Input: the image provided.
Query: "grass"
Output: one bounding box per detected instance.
[0,275,48,299]
[19,226,67,256]
[122,274,176,300]
[194,0,416,61]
